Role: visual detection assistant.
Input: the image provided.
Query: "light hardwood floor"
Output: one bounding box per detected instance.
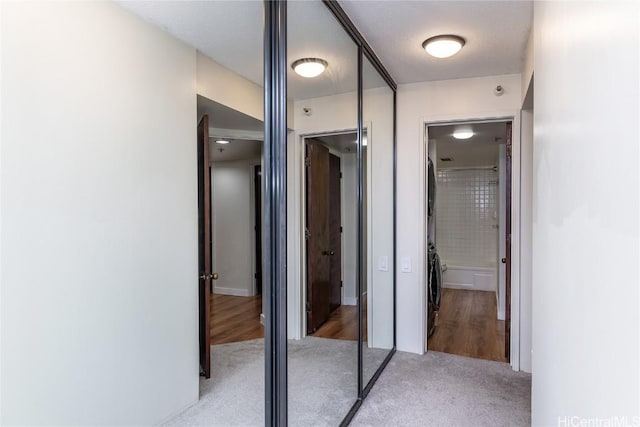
[211,294,263,345]
[312,305,359,341]
[210,294,360,344]
[428,288,507,363]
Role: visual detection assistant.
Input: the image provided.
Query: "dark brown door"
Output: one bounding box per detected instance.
[306,139,331,333]
[504,121,512,361]
[197,115,212,378]
[329,154,342,311]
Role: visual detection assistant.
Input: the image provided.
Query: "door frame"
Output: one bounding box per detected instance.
[420,111,523,371]
[197,114,212,379]
[295,128,369,338]
[249,161,263,297]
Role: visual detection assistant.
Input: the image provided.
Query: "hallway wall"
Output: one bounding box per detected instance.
[396,73,523,356]
[532,1,639,424]
[211,160,260,296]
[1,2,198,424]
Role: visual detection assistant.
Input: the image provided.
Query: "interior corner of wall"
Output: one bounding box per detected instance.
[521,28,534,105]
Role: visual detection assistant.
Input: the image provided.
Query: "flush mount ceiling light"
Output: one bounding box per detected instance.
[422,35,465,58]
[452,126,473,140]
[215,139,230,145]
[292,58,328,78]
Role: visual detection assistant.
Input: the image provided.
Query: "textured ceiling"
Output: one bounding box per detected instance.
[117,0,532,100]
[429,121,509,168]
[117,0,360,101]
[340,0,533,84]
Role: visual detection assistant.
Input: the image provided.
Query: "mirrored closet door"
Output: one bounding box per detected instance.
[361,55,395,390]
[286,1,359,424]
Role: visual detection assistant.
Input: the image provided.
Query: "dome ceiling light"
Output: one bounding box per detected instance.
[292,58,328,78]
[452,126,473,140]
[422,35,466,59]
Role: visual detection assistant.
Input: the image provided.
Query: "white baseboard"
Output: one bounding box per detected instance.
[443,282,474,290]
[213,286,252,297]
[343,297,357,306]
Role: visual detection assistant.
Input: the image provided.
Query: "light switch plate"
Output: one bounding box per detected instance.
[401,257,412,273]
[378,256,388,272]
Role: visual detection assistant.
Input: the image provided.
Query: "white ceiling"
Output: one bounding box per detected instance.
[197,95,263,162]
[429,121,508,168]
[337,0,532,84]
[209,138,262,163]
[315,131,359,154]
[117,0,532,98]
[116,0,533,112]
[116,1,264,84]
[197,95,263,133]
[118,0,360,101]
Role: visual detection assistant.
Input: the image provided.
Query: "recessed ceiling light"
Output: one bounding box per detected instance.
[215,140,230,145]
[453,126,473,140]
[292,58,328,78]
[422,35,465,58]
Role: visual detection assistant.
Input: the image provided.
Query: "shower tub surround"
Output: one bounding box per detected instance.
[435,167,499,291]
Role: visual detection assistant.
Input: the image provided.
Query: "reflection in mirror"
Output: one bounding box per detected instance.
[287,0,359,424]
[362,56,395,388]
[118,2,266,425]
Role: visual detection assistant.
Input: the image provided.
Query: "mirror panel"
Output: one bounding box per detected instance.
[117,1,267,425]
[362,55,395,388]
[287,1,359,425]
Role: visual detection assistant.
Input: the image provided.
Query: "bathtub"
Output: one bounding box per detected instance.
[441,264,497,292]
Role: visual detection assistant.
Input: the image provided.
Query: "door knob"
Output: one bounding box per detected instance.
[212,272,219,280]
[322,250,336,256]
[199,273,219,280]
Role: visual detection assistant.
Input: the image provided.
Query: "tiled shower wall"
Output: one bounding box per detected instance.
[435,168,498,268]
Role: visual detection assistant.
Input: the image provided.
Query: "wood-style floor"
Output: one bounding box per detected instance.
[428,288,507,362]
[312,305,359,341]
[211,293,263,345]
[210,294,359,344]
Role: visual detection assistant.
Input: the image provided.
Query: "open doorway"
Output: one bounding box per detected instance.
[197,95,265,380]
[425,120,512,363]
[303,131,359,340]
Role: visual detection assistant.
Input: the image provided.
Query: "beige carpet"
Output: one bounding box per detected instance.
[164,339,530,426]
[351,350,531,427]
[164,337,388,427]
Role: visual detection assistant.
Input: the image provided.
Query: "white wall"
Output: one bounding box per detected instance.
[341,153,358,306]
[497,145,507,320]
[396,73,523,356]
[197,52,294,128]
[290,88,394,346]
[521,29,534,106]
[211,160,259,296]
[1,2,198,424]
[363,86,395,350]
[290,92,358,339]
[532,2,639,424]
[519,108,532,373]
[197,52,263,123]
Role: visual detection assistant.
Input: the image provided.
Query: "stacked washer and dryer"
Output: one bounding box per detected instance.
[427,158,443,337]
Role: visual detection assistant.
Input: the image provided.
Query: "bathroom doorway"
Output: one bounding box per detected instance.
[425,120,511,363]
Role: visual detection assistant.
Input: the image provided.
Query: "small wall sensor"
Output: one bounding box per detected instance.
[303,107,312,116]
[494,85,504,96]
